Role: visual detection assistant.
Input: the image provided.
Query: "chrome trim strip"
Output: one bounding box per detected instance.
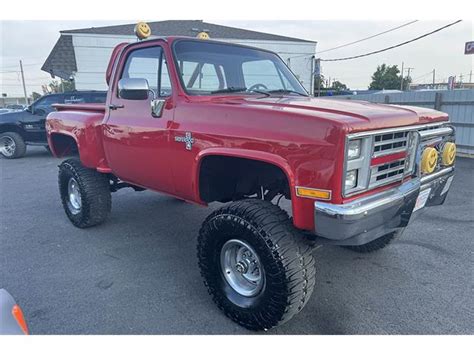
[372,146,407,158]
[373,136,408,146]
[420,166,454,185]
[316,178,419,219]
[418,126,454,140]
[347,122,446,139]
[371,165,405,178]
[368,173,404,190]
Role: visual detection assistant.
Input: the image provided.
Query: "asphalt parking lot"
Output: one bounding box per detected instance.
[1,147,473,334]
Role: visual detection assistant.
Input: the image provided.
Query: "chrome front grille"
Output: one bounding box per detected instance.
[344,122,454,197]
[369,158,406,189]
[373,131,409,157]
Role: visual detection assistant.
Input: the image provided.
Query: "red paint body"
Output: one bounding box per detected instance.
[46,37,449,231]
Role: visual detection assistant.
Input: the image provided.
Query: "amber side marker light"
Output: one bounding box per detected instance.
[296,187,331,200]
[12,304,29,335]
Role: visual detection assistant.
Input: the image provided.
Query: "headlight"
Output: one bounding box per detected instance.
[347,139,361,160]
[343,136,371,196]
[345,170,358,190]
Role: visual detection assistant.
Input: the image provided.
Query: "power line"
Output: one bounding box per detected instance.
[317,20,419,55]
[320,20,462,62]
[411,70,434,82]
[1,62,43,69]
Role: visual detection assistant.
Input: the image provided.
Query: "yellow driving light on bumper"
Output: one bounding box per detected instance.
[296,187,331,200]
[421,147,438,174]
[442,142,456,166]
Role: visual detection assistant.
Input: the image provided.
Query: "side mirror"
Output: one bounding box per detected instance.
[118,78,150,100]
[26,105,33,113]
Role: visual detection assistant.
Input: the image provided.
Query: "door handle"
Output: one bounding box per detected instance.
[108,104,124,110]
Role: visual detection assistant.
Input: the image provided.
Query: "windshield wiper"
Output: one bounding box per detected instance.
[210,87,248,94]
[266,89,308,97]
[210,87,270,97]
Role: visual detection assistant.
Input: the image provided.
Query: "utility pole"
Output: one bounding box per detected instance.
[400,62,404,90]
[470,70,473,83]
[405,67,414,91]
[432,69,436,85]
[19,60,28,105]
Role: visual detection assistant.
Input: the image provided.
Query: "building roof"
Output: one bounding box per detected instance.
[42,20,316,80]
[41,35,77,80]
[61,20,316,43]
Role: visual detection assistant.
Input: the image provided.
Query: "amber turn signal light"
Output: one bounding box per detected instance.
[12,304,29,335]
[296,187,331,200]
[442,142,456,166]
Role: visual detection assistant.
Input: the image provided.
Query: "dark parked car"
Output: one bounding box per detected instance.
[5,104,26,110]
[0,91,107,159]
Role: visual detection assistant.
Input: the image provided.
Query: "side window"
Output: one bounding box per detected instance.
[121,46,172,97]
[178,61,226,92]
[86,92,107,103]
[36,95,64,108]
[242,60,284,90]
[64,94,86,104]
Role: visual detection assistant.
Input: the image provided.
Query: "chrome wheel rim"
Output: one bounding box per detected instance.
[67,177,82,214]
[0,136,16,157]
[220,239,265,297]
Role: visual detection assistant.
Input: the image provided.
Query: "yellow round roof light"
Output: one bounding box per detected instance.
[442,142,456,166]
[421,147,438,174]
[197,31,210,40]
[135,22,151,40]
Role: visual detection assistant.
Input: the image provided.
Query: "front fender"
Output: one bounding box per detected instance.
[194,147,314,230]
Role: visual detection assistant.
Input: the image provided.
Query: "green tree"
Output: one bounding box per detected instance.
[369,64,411,90]
[331,80,349,92]
[32,92,42,101]
[48,79,75,93]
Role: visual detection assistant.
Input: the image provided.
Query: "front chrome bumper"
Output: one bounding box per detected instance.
[314,166,454,246]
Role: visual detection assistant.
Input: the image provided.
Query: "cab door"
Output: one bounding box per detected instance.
[102,44,175,193]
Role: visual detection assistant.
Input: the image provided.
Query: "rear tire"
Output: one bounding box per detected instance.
[197,199,316,331]
[58,158,111,228]
[0,132,26,159]
[343,229,403,253]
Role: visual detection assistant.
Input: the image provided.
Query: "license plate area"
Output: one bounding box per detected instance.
[413,188,431,212]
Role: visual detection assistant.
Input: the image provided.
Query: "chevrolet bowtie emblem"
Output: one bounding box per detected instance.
[175,132,195,150]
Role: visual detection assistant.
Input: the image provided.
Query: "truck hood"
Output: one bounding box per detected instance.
[221,96,449,133]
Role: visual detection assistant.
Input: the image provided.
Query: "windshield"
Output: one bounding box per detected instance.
[173,40,308,96]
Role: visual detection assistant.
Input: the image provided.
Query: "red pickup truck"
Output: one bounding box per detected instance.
[46,36,456,330]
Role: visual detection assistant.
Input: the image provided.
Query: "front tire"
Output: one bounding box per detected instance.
[58,158,111,228]
[197,199,316,331]
[0,132,26,159]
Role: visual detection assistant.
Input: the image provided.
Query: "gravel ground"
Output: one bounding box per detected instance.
[1,147,473,334]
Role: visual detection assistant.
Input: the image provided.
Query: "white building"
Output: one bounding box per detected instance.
[42,20,317,93]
